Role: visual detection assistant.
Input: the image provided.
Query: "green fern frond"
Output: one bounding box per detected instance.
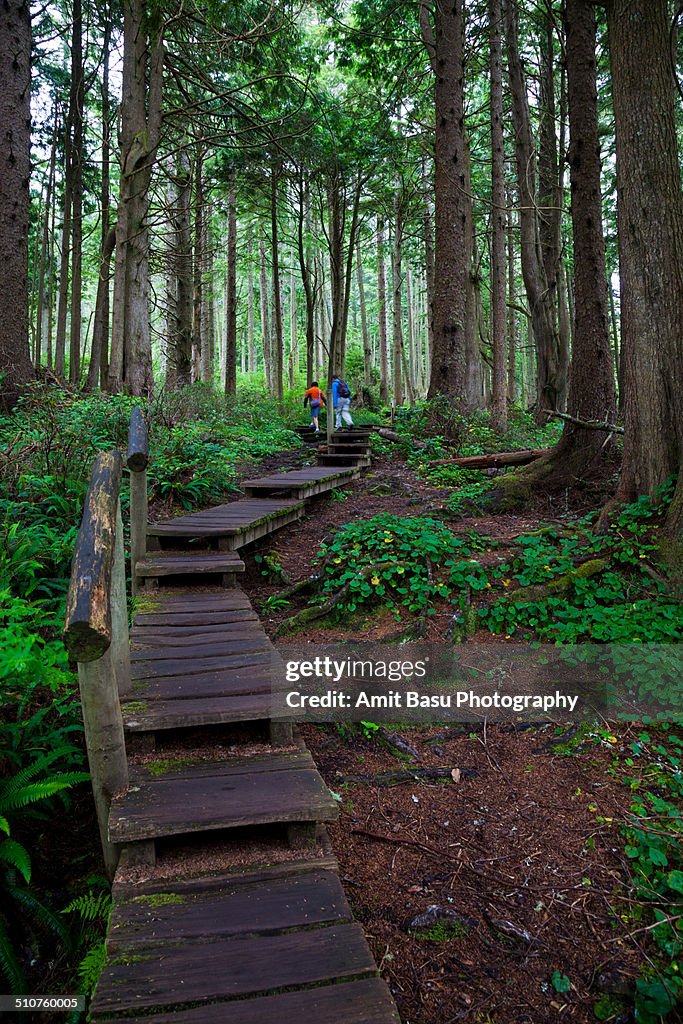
[0,839,31,883]
[63,890,111,925]
[0,773,90,814]
[0,748,82,796]
[0,914,26,994]
[0,816,9,836]
[77,940,107,994]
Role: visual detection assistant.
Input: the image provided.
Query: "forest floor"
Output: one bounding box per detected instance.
[237,452,645,1024]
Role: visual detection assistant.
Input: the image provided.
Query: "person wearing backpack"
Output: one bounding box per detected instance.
[303,381,326,433]
[331,374,354,430]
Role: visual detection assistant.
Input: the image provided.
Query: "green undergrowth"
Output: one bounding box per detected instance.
[604,724,683,1022]
[314,513,490,618]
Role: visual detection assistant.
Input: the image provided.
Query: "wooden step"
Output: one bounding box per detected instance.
[108,750,339,843]
[136,551,245,582]
[91,926,383,1019]
[148,498,305,548]
[317,454,371,467]
[107,868,352,952]
[242,466,358,498]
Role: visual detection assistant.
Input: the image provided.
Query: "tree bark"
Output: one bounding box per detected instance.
[109,0,163,395]
[421,0,469,403]
[0,0,33,408]
[490,0,507,430]
[391,198,403,406]
[224,183,237,394]
[86,20,112,391]
[377,216,390,402]
[357,237,371,388]
[606,0,683,532]
[36,103,58,372]
[503,0,565,421]
[270,165,284,399]
[259,235,272,391]
[68,0,84,384]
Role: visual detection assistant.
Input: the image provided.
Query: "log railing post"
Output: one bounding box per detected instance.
[127,407,149,598]
[64,451,129,881]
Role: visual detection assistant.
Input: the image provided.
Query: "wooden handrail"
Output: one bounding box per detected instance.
[127,407,149,597]
[63,448,130,881]
[63,450,123,662]
[127,405,149,470]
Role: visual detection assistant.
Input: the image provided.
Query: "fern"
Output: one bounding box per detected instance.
[63,890,111,925]
[0,913,26,993]
[0,839,31,884]
[0,774,90,814]
[76,940,107,994]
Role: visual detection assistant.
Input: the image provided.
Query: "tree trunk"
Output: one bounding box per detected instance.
[270,167,284,399]
[288,255,298,388]
[36,104,58,372]
[247,234,256,373]
[503,0,565,421]
[0,0,33,408]
[357,237,371,387]
[172,148,193,385]
[86,21,112,390]
[259,236,272,391]
[483,0,618,507]
[606,0,683,533]
[421,158,435,375]
[421,0,469,402]
[391,199,403,406]
[490,0,507,430]
[192,151,203,382]
[68,0,84,384]
[377,216,390,402]
[109,0,163,395]
[224,184,237,394]
[507,178,517,404]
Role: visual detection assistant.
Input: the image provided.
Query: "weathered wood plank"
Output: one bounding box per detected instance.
[107,870,349,952]
[130,647,271,679]
[122,693,276,731]
[127,665,273,700]
[130,626,266,649]
[92,978,399,1024]
[63,451,122,662]
[108,764,338,841]
[129,634,268,659]
[91,924,376,1015]
[131,620,259,640]
[127,407,149,472]
[136,553,245,576]
[129,751,314,782]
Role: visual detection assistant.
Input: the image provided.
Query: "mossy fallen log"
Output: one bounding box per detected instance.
[505,557,609,602]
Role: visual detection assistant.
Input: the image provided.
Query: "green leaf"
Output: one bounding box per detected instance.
[550,971,571,994]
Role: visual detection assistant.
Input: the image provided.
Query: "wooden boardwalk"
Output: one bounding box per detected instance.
[73,428,400,1022]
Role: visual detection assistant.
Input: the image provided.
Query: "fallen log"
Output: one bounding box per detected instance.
[505,557,609,602]
[428,447,554,470]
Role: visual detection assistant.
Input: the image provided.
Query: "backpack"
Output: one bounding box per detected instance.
[337,379,351,398]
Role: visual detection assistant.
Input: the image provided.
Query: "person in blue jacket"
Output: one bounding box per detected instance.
[331,374,354,430]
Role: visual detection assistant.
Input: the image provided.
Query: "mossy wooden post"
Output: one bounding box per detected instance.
[64,451,129,881]
[127,407,149,597]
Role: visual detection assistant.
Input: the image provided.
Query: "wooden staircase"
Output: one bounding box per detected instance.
[64,420,398,1023]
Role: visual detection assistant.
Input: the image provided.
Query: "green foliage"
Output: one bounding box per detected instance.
[480,482,681,646]
[315,513,488,618]
[613,727,683,1022]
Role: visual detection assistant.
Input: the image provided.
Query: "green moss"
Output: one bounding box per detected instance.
[409,918,470,942]
[144,757,194,777]
[121,701,147,715]
[130,892,186,908]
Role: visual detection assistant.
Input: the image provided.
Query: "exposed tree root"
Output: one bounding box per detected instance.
[505,557,609,602]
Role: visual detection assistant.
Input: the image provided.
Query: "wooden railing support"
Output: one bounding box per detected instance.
[64,451,130,881]
[127,407,149,598]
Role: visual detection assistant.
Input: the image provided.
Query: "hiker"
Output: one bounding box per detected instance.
[331,374,354,430]
[303,381,326,433]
